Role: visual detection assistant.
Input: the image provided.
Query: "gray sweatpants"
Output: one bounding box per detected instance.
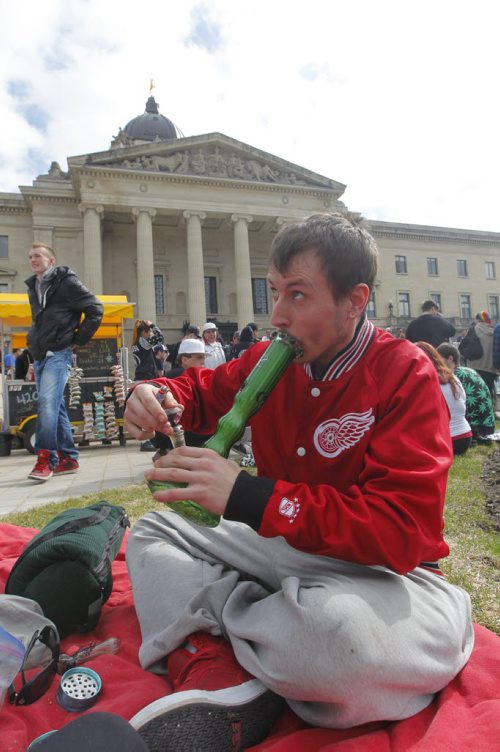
[126,511,474,729]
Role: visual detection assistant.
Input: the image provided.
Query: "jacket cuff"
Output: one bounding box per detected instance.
[224,471,275,530]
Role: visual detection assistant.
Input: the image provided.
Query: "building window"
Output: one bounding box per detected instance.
[204,276,218,315]
[395,255,407,274]
[427,257,438,276]
[430,292,442,311]
[0,282,9,293]
[485,261,496,280]
[0,236,8,258]
[398,292,410,317]
[457,259,468,277]
[488,295,499,320]
[459,294,471,319]
[366,292,376,319]
[251,278,269,315]
[154,274,165,316]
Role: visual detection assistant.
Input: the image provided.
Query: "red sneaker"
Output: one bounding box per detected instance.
[167,632,254,692]
[53,453,80,475]
[130,632,285,751]
[28,450,53,482]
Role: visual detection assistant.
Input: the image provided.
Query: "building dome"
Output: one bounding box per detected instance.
[123,96,179,142]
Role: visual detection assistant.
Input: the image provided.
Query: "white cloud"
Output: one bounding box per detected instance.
[0,0,498,231]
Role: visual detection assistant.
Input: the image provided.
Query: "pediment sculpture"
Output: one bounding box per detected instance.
[98,145,317,186]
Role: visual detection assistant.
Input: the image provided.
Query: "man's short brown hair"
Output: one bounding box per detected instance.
[31,242,56,260]
[269,212,378,300]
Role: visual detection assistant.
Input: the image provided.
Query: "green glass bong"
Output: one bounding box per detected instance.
[147,331,303,526]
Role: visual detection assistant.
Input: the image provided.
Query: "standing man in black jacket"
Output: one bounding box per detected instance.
[405,299,455,348]
[25,243,103,482]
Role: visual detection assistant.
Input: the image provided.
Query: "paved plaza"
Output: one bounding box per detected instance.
[0,440,155,517]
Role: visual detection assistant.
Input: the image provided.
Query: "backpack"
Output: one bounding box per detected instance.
[458,325,484,361]
[5,501,130,637]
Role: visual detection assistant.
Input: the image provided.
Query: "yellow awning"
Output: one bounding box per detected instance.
[0,294,135,329]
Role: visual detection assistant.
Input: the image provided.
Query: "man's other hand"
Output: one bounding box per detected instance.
[145,446,240,516]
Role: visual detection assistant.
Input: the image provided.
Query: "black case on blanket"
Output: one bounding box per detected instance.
[5,501,130,637]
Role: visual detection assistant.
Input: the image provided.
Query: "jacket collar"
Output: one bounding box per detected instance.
[304,316,376,382]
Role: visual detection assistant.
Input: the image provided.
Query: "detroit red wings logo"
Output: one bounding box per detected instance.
[278,497,300,523]
[313,408,375,458]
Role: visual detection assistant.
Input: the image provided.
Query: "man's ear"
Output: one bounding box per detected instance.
[348,284,370,317]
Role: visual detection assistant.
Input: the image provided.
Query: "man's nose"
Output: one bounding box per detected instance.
[270,299,288,329]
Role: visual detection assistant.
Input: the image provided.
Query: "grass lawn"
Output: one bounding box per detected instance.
[2,447,499,634]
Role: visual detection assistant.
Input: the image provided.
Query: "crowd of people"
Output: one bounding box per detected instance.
[130,318,264,455]
[388,300,500,456]
[3,271,498,473]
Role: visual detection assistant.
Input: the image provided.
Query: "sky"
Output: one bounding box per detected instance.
[1,0,499,232]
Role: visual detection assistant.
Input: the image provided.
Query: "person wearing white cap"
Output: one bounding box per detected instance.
[168,338,206,376]
[202,322,226,369]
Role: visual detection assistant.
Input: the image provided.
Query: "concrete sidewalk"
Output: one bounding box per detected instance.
[0,440,156,517]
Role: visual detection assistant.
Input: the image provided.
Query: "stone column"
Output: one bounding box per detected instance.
[183,211,207,326]
[132,208,157,322]
[32,227,54,247]
[79,204,104,293]
[231,214,254,328]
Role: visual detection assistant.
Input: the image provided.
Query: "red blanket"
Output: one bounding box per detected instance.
[1,522,499,752]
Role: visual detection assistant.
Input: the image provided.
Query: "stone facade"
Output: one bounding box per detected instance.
[369,221,500,332]
[1,126,500,344]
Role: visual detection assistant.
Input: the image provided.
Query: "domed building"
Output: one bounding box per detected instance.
[118,95,182,144]
[0,96,499,343]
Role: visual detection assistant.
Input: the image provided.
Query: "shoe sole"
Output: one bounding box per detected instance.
[53,467,79,475]
[130,679,284,752]
[27,472,53,482]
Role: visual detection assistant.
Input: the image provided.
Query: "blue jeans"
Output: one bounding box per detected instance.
[34,348,78,466]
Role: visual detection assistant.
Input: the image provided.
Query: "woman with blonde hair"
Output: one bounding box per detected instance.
[416,341,472,455]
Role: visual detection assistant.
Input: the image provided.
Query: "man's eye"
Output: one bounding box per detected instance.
[292,291,304,300]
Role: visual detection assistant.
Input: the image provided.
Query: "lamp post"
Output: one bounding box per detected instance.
[388,300,394,327]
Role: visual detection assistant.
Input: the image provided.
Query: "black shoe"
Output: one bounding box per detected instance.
[140,440,157,452]
[476,436,492,446]
[129,679,284,752]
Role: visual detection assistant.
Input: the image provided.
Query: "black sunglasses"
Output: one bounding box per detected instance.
[9,625,60,706]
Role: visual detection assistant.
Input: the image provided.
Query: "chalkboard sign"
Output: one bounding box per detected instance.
[7,376,124,428]
[7,382,39,425]
[75,338,118,377]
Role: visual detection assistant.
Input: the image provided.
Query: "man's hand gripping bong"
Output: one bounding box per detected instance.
[124,383,240,516]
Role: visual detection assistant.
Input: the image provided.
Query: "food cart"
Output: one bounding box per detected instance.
[0,294,135,454]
